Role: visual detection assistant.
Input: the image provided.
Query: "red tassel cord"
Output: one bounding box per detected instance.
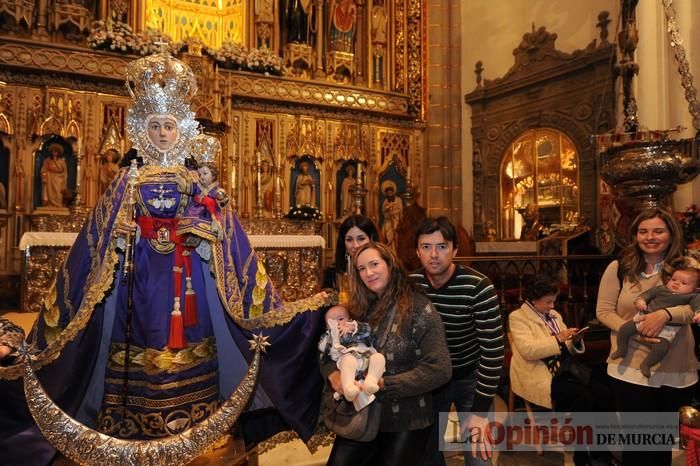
[167,297,186,350]
[168,252,187,350]
[182,249,198,327]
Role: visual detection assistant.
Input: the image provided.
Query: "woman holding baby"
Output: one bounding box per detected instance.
[321,241,451,466]
[597,208,698,466]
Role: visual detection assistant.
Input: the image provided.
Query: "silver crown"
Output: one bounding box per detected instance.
[125,52,200,167]
[126,52,197,105]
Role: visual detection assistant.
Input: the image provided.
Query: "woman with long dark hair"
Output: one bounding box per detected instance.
[322,214,379,297]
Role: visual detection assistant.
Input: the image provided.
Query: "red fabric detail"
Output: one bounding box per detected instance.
[181,249,196,326]
[137,216,198,333]
[682,425,700,466]
[173,246,183,297]
[184,291,198,327]
[167,311,186,350]
[137,216,179,240]
[193,195,219,219]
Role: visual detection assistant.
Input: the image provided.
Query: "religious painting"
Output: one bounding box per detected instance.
[335,159,360,218]
[0,140,9,210]
[329,0,357,53]
[33,136,77,210]
[291,155,320,208]
[378,162,406,253]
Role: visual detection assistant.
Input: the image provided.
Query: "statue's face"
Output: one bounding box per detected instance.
[147,115,179,151]
[198,166,213,186]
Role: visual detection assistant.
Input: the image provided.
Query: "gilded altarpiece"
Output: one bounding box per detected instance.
[0,0,427,304]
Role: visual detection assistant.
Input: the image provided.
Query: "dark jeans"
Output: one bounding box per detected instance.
[551,373,613,466]
[326,426,431,466]
[423,372,493,466]
[611,376,694,466]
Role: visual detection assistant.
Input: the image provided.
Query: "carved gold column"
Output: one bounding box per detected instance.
[230,135,239,213]
[35,0,49,38]
[314,0,325,76]
[355,0,366,85]
[254,151,264,219]
[130,0,146,32]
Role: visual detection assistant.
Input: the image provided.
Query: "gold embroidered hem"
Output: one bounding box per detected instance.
[104,371,216,391]
[98,400,220,438]
[102,384,219,409]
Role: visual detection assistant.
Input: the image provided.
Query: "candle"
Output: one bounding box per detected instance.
[357,162,362,182]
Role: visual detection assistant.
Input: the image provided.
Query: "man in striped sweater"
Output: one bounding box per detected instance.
[410,217,504,466]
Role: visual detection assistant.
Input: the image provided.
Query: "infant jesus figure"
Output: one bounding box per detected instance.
[319,305,386,404]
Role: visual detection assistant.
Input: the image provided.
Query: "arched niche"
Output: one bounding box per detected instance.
[464,21,616,241]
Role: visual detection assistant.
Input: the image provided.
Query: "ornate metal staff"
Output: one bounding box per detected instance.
[120,159,139,411]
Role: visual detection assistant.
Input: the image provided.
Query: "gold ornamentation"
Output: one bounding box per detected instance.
[102,385,218,410]
[21,335,262,466]
[406,0,424,116]
[186,133,221,165]
[104,372,216,391]
[108,338,217,375]
[284,43,314,78]
[225,72,409,116]
[0,40,130,82]
[97,401,218,438]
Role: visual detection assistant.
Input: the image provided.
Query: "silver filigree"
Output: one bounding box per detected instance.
[186,133,221,165]
[662,0,700,130]
[22,339,263,466]
[125,52,200,167]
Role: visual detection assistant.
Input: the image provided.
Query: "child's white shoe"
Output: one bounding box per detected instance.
[343,384,360,401]
[363,377,380,395]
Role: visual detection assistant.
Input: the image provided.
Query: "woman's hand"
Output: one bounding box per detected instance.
[556,328,578,343]
[636,309,670,338]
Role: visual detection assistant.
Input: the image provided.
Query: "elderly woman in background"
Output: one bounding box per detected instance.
[322,241,451,466]
[510,274,612,466]
[597,208,697,466]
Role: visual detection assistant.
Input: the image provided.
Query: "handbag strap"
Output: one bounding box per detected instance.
[375,305,397,351]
